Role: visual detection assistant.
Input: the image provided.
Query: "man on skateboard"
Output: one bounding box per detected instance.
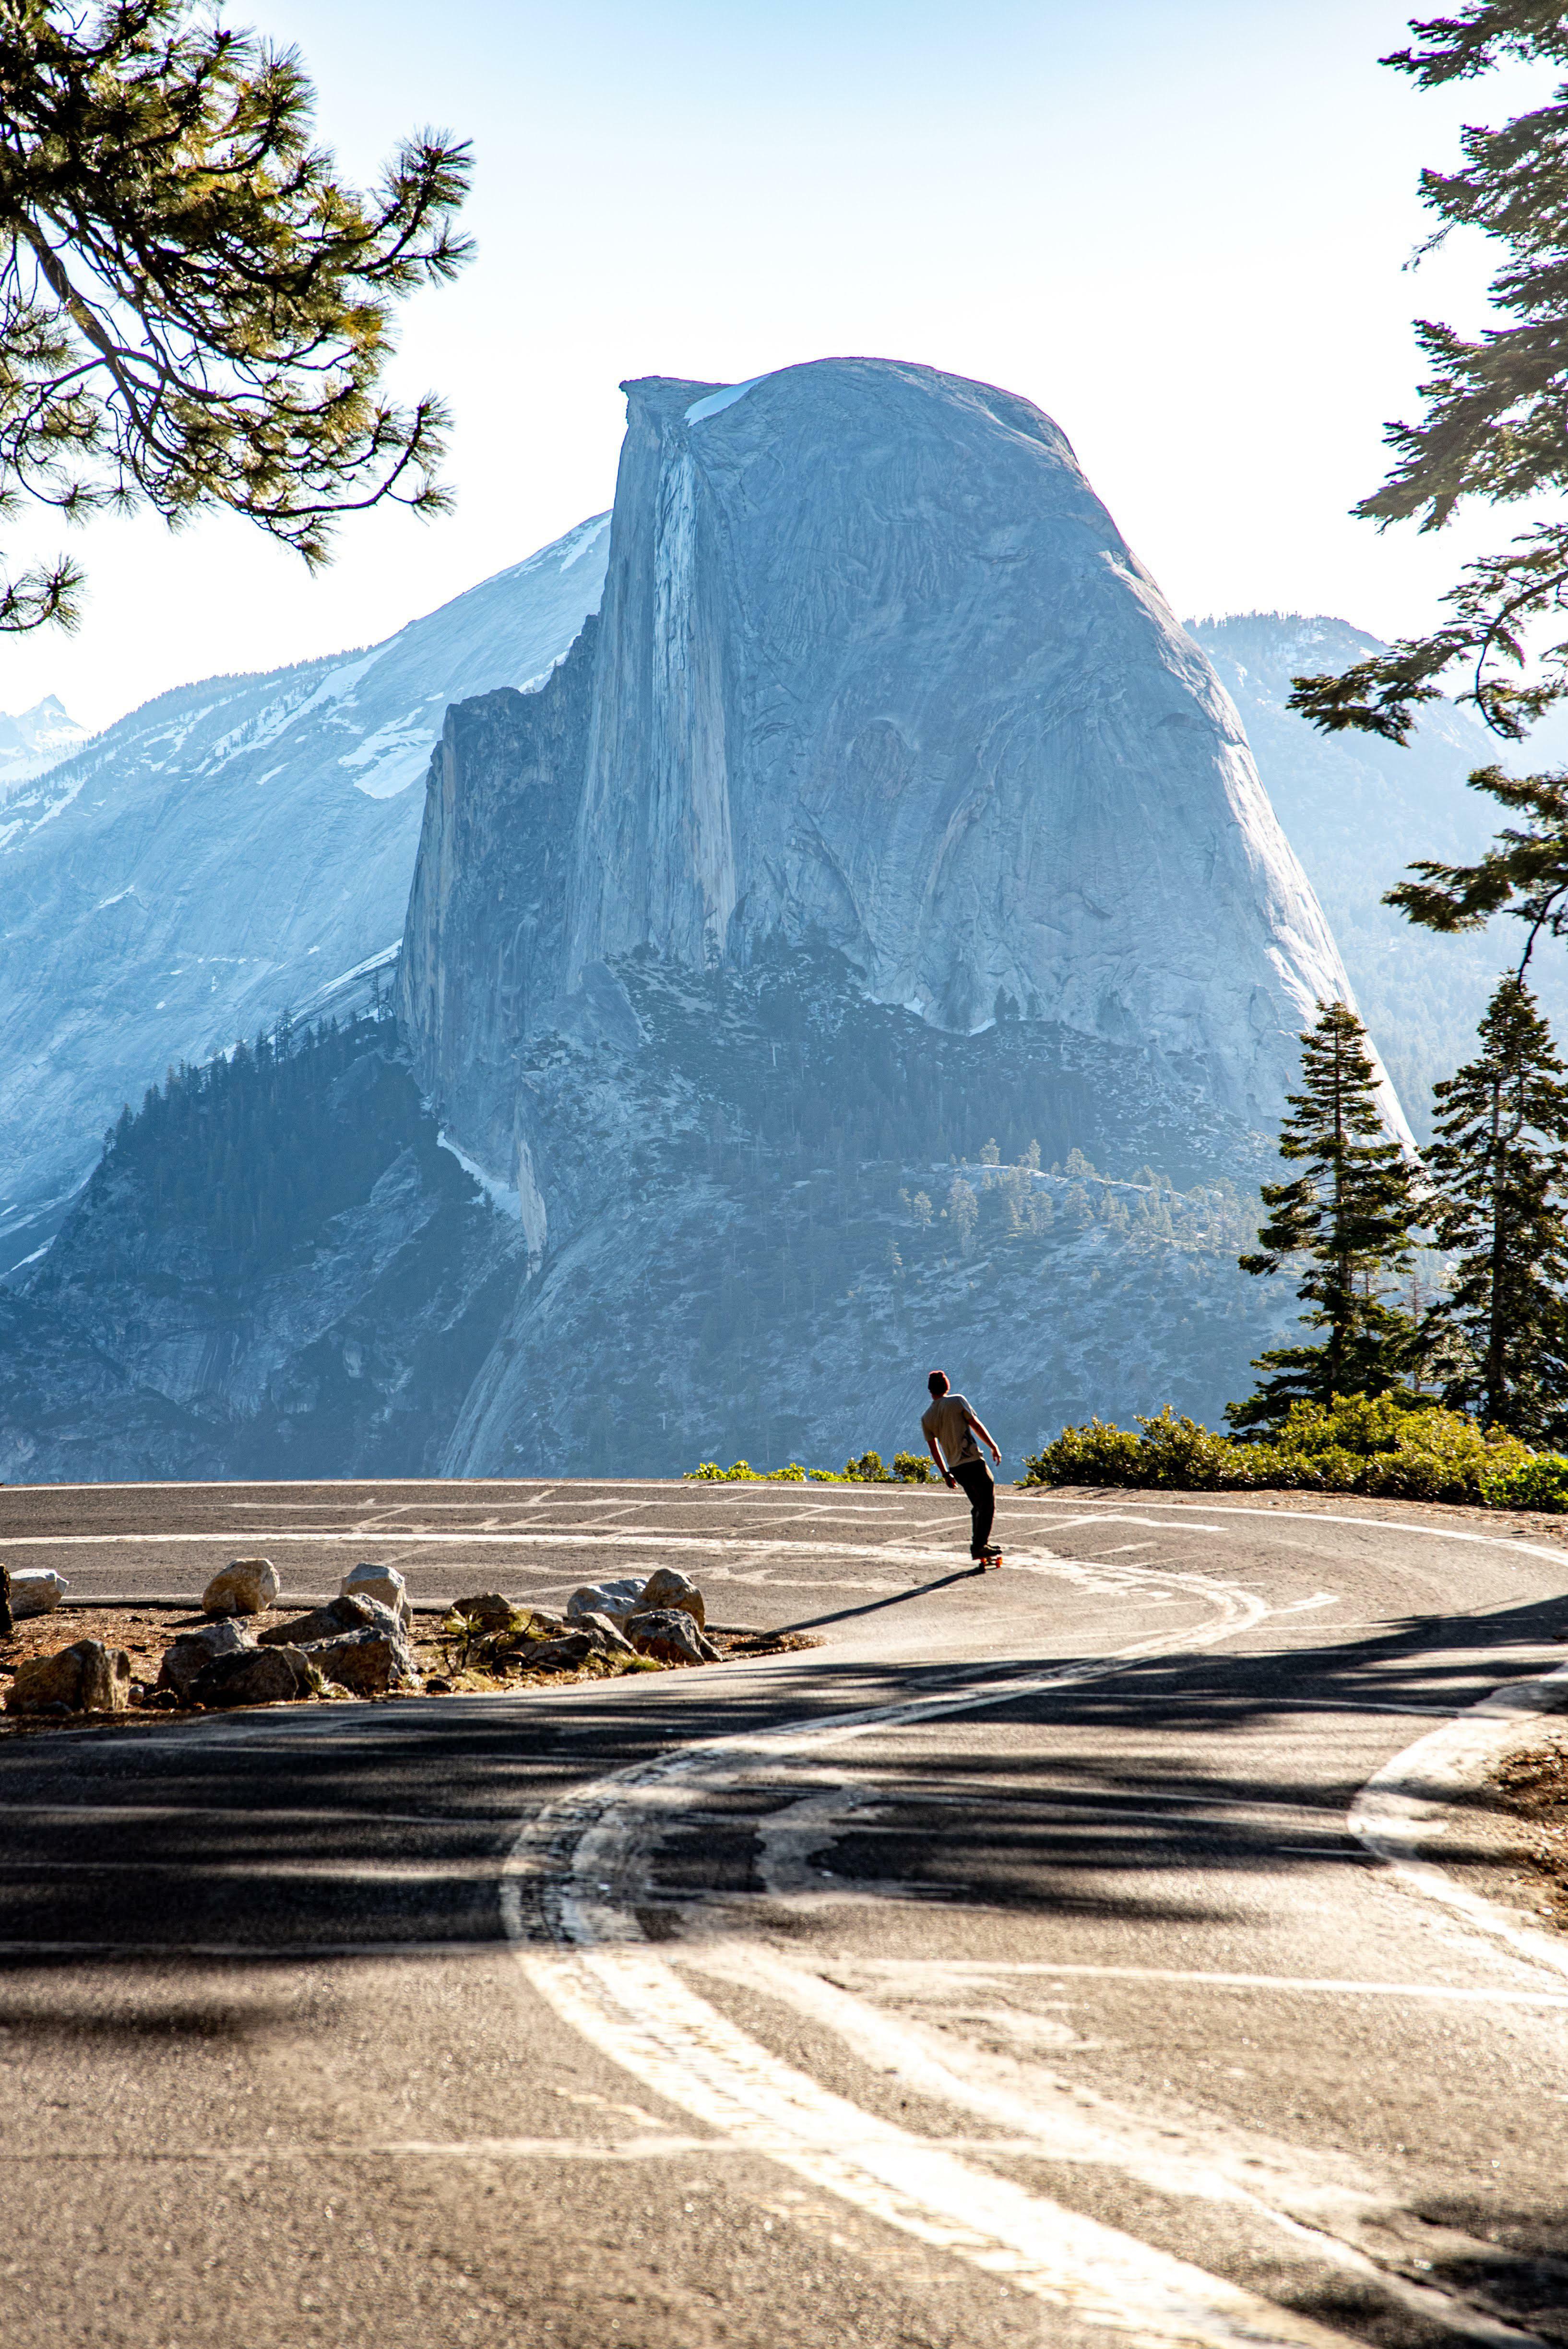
[920,1370,1004,1567]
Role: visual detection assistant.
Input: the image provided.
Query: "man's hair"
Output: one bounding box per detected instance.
[927,1370,949,1396]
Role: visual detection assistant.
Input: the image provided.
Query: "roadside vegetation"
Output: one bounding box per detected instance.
[1026,975,1568,1510]
[688,1450,933,1484]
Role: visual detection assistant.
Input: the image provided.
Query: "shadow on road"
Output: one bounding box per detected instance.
[0,1586,1561,1974]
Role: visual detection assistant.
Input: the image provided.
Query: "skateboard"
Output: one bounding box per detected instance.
[979,1548,1003,1570]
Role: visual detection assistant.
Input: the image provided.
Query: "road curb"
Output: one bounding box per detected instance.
[1349,1657,1568,1982]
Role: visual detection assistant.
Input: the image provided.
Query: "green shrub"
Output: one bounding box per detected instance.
[687,1449,911,1484]
[892,1450,933,1483]
[1021,1395,1541,1508]
[685,1459,808,1482]
[1020,1418,1143,1488]
[1478,1452,1568,1512]
[1133,1407,1252,1490]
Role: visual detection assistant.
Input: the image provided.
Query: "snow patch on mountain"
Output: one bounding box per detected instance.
[0,695,93,790]
[0,513,610,1264]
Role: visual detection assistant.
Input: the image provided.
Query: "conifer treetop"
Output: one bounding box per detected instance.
[1289,6,1568,743]
[1421,970,1568,1437]
[1230,1001,1422,1433]
[0,0,474,631]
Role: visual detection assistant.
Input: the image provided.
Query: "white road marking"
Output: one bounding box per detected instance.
[499,1575,1407,2348]
[1350,1661,1568,1985]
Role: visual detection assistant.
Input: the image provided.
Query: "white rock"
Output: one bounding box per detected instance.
[202,1557,281,1615]
[640,1566,705,1629]
[9,1568,67,1618]
[566,1577,646,1623]
[340,1562,412,1628]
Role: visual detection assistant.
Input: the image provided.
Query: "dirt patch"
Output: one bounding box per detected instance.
[1487,1734,1568,1931]
[0,1606,820,1735]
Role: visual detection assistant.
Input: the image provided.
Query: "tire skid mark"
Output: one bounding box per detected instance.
[499,1572,1395,2348]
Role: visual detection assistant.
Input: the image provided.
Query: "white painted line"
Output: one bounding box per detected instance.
[498,1579,1393,2348]
[1349,1661,1568,1984]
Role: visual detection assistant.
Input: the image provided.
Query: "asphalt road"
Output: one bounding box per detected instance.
[2,1478,1568,2349]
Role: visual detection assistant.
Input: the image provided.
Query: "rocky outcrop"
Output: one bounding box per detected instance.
[578,365,1357,1109]
[0,368,1411,1479]
[399,363,1392,1233]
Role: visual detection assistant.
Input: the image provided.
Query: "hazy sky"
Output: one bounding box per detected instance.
[0,0,1544,731]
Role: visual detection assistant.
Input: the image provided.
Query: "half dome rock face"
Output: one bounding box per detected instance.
[565,359,1354,1127]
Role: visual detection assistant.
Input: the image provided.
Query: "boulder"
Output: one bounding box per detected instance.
[202,1557,281,1615]
[522,1632,597,1672]
[303,1626,419,1696]
[450,1592,517,1633]
[639,1567,706,1629]
[520,1607,570,1638]
[190,1644,312,1708]
[626,1608,720,1666]
[9,1568,67,1618]
[158,1619,255,1702]
[258,1594,378,1647]
[340,1562,412,1627]
[573,1610,637,1657]
[566,1577,646,1623]
[7,1639,131,1714]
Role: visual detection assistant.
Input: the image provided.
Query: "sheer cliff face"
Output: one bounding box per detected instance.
[558,360,1352,1123]
[382,361,1392,1478]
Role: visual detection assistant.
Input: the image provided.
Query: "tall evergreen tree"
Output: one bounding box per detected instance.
[1229,1002,1423,1433]
[1422,973,1568,1438]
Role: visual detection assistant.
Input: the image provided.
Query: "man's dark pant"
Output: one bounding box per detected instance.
[951,1458,996,1558]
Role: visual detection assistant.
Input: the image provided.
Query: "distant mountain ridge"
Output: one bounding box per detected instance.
[1190,610,1568,1135]
[0,694,91,787]
[0,514,610,1271]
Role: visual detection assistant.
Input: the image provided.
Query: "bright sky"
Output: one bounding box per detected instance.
[0,0,1545,732]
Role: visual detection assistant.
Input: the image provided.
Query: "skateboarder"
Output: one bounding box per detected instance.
[920,1370,1003,1567]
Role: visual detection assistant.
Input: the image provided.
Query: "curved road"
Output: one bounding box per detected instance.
[1,1478,1566,2348]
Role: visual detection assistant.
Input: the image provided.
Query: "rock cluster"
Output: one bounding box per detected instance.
[156,1587,419,1709]
[564,1572,718,1663]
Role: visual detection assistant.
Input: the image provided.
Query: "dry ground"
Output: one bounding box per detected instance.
[0,1601,815,1735]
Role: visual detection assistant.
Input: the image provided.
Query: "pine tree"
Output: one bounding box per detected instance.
[1284,13,1568,981]
[0,1,472,630]
[1229,1002,1423,1434]
[1421,974,1568,1439]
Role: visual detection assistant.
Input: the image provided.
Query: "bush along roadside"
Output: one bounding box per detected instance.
[1019,1395,1568,1510]
[687,1450,933,1484]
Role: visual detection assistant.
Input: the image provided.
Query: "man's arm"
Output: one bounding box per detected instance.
[926,1432,956,1488]
[963,1407,1002,1466]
